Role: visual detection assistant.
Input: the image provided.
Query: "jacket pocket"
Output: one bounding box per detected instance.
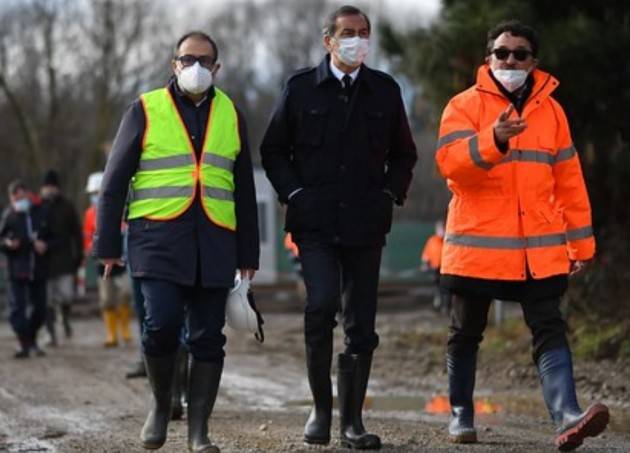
[361,190,394,235]
[285,189,321,233]
[366,110,387,151]
[297,107,329,147]
[538,203,563,225]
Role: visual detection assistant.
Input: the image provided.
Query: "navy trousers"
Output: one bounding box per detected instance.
[8,278,47,344]
[297,239,382,354]
[140,278,228,363]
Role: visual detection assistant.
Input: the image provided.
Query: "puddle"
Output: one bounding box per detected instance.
[285,393,630,434]
[284,395,499,413]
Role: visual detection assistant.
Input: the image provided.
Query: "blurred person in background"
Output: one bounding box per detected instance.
[420,219,450,314]
[83,171,132,348]
[0,180,52,358]
[40,170,83,345]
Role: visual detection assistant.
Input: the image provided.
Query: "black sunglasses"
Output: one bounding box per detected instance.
[491,48,533,62]
[175,54,215,69]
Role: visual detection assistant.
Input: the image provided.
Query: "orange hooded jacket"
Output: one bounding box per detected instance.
[421,234,443,270]
[435,65,594,281]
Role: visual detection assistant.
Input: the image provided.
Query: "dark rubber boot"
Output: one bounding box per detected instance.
[171,347,187,421]
[45,308,57,347]
[141,354,176,449]
[338,353,381,450]
[187,357,222,453]
[13,336,30,359]
[303,341,333,445]
[61,304,73,338]
[126,360,147,379]
[447,353,477,443]
[537,348,609,451]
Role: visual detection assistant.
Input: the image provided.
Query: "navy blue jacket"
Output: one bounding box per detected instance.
[93,80,259,288]
[0,204,52,281]
[260,56,417,246]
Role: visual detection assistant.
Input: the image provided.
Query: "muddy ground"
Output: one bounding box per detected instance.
[0,294,629,452]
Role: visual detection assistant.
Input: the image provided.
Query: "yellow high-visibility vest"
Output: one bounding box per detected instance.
[128,87,240,230]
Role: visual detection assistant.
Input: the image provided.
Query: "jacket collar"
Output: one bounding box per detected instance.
[475,64,559,104]
[314,54,374,92]
[168,76,216,106]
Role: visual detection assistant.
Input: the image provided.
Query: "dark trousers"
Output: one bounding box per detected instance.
[132,276,145,336]
[298,240,382,354]
[8,278,47,343]
[448,294,568,363]
[140,278,228,363]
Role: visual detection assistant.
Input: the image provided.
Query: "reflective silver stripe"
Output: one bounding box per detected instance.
[138,155,194,171]
[437,129,476,148]
[526,233,566,248]
[202,153,235,171]
[469,135,493,170]
[556,145,577,163]
[446,232,566,249]
[500,149,555,165]
[498,146,576,166]
[203,186,234,201]
[131,186,193,201]
[566,226,593,241]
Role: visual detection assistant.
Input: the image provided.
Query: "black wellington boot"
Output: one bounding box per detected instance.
[13,336,31,359]
[338,353,381,450]
[447,353,477,443]
[45,308,57,347]
[141,354,177,449]
[187,357,222,453]
[61,304,73,338]
[171,347,187,421]
[303,340,333,445]
[126,360,147,379]
[537,348,609,451]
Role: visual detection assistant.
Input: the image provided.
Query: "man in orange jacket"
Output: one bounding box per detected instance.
[420,220,451,313]
[435,20,608,450]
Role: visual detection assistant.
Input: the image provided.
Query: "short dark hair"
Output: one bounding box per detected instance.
[323,5,371,37]
[487,20,539,57]
[174,31,219,63]
[42,169,60,187]
[8,179,26,197]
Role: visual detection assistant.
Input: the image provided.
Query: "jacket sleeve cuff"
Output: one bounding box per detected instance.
[475,126,507,168]
[567,237,595,261]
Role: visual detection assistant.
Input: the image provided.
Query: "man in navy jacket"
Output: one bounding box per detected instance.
[261,5,417,449]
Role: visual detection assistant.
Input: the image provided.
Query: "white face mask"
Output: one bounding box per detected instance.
[335,37,369,67]
[177,62,213,95]
[492,69,529,93]
[13,198,30,213]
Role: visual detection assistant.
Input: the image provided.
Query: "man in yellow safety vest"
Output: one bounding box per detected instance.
[93,31,259,452]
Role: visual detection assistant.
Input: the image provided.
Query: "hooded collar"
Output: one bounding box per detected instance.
[475,64,559,104]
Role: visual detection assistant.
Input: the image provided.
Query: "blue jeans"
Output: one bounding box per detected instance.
[140,278,228,363]
[8,278,47,344]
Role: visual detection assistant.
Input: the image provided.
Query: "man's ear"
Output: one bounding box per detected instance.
[171,59,178,74]
[323,35,333,53]
[484,55,491,65]
[212,63,221,77]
